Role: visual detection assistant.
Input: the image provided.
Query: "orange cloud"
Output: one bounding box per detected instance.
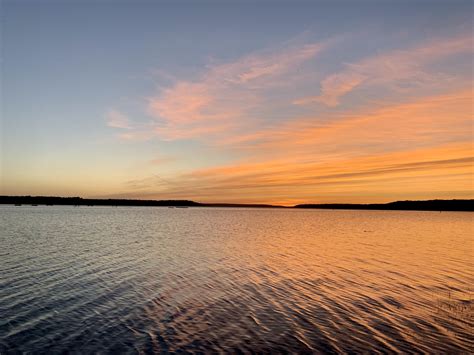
[140,142,473,205]
[106,33,472,204]
[245,89,473,156]
[121,89,473,204]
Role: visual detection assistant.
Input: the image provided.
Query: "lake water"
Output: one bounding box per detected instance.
[1,206,473,353]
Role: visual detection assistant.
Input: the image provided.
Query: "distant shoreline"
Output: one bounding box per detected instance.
[0,196,472,212]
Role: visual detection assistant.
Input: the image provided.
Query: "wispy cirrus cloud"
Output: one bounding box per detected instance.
[141,40,327,140]
[218,87,473,165]
[105,109,131,129]
[110,32,471,144]
[256,89,473,153]
[293,71,366,107]
[294,32,473,107]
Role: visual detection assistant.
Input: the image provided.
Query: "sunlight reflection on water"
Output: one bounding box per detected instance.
[1,206,473,353]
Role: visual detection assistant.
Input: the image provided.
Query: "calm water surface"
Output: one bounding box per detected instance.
[1,206,473,353]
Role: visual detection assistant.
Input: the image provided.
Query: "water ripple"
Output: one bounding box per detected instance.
[1,206,473,353]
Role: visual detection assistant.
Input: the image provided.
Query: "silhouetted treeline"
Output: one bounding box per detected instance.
[0,196,200,207]
[0,196,282,208]
[1,196,472,211]
[295,199,473,212]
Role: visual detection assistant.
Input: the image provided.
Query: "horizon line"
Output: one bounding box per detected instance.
[1,195,473,211]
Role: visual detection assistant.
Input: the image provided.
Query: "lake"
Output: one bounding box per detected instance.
[1,206,473,353]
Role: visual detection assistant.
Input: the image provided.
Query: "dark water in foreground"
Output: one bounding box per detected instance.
[1,206,473,353]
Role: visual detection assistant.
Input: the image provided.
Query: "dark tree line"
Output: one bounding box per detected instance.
[1,196,472,211]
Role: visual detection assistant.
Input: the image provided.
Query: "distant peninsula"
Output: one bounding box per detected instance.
[294,200,473,212]
[0,196,472,211]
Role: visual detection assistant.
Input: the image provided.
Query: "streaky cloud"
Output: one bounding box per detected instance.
[294,32,473,107]
[105,109,131,129]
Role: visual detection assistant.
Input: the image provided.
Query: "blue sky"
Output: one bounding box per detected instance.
[1,0,473,204]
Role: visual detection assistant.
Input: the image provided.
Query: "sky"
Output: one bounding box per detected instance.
[1,0,473,205]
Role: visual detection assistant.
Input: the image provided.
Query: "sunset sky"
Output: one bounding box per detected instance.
[2,0,473,205]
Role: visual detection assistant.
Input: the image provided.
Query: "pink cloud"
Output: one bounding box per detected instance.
[294,32,473,107]
[293,72,366,106]
[145,41,326,140]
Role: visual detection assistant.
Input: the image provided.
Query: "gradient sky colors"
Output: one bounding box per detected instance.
[1,0,473,205]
